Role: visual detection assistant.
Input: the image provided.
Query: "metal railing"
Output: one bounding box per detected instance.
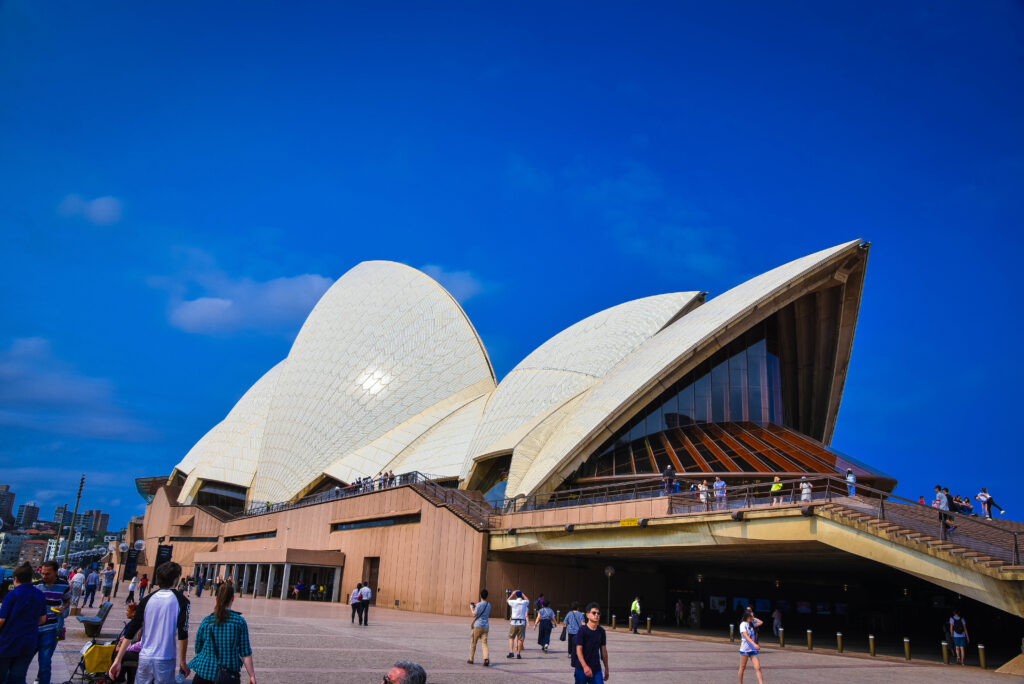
[238,471,438,518]
[412,475,497,528]
[493,478,668,514]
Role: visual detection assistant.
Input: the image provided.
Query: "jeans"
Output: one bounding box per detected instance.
[136,657,177,684]
[574,668,604,684]
[35,629,58,684]
[359,599,369,625]
[84,586,97,607]
[0,647,36,684]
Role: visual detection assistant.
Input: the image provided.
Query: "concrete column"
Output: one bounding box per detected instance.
[241,564,252,597]
[266,564,276,599]
[280,563,291,601]
[331,567,342,603]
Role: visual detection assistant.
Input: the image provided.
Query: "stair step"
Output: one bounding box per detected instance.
[999,566,1024,573]
[928,542,955,548]
[984,560,1006,567]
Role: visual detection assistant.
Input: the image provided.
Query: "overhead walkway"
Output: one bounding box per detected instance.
[489,475,1024,616]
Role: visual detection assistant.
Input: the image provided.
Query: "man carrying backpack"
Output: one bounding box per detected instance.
[949,609,969,665]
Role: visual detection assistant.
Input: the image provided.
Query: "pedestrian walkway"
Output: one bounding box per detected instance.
[50,589,1009,683]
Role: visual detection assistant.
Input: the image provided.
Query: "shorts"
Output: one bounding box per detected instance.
[953,635,967,648]
[509,623,526,640]
[102,585,112,597]
[136,657,178,684]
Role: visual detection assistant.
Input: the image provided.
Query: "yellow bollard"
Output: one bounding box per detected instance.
[904,637,911,661]
[836,632,843,653]
[941,641,949,665]
[869,634,876,657]
[611,615,616,629]
[729,624,735,642]
[556,610,560,623]
[778,627,784,648]
[646,617,652,634]
[978,644,986,669]
[807,629,813,650]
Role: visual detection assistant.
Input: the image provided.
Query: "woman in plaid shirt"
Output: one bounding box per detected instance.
[188,584,257,684]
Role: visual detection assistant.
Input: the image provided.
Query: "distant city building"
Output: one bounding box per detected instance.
[0,532,26,566]
[18,539,46,567]
[15,503,39,528]
[52,504,69,527]
[84,509,109,533]
[0,485,15,526]
[103,534,121,543]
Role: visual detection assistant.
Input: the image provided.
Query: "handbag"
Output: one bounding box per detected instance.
[208,621,241,684]
[559,624,567,642]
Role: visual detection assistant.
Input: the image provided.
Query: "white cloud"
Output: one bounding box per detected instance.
[0,339,150,440]
[152,250,334,336]
[57,194,123,225]
[419,265,485,303]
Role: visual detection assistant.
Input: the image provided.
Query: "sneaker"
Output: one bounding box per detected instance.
[484,659,489,667]
[507,653,514,659]
[517,654,522,659]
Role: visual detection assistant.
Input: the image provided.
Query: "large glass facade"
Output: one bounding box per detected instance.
[576,320,786,479]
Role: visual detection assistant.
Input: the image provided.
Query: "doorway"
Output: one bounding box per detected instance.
[362,557,380,606]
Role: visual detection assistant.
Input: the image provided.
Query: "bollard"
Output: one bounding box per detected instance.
[778,627,784,648]
[807,629,813,650]
[646,617,652,634]
[556,610,560,624]
[611,614,616,629]
[941,641,949,665]
[836,632,843,653]
[904,637,911,661]
[729,624,735,642]
[978,644,986,669]
[869,634,876,657]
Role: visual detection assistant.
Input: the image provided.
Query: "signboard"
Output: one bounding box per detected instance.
[155,544,173,567]
[123,548,139,580]
[619,518,639,527]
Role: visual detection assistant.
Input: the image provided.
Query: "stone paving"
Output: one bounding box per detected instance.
[38,589,1016,683]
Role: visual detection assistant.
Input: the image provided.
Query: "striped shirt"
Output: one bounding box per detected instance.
[188,611,252,680]
[33,579,69,632]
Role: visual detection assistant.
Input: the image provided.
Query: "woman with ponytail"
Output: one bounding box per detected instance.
[188,583,257,684]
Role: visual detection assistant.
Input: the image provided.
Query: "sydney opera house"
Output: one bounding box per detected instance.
[132,239,1024,650]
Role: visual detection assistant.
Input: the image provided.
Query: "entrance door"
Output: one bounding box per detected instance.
[362,557,380,606]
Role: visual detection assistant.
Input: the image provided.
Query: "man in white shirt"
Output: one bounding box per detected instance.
[109,561,190,684]
[506,590,529,659]
[358,581,372,626]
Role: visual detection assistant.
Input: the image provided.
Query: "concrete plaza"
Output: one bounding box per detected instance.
[39,589,1015,684]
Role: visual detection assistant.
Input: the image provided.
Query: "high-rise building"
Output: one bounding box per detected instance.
[0,485,15,526]
[52,504,68,527]
[18,539,46,567]
[0,531,25,565]
[95,513,109,533]
[15,503,39,528]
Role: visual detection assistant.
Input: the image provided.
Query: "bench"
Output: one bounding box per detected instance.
[76,602,113,638]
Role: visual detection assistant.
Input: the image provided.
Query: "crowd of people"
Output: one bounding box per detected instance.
[923,485,1006,535]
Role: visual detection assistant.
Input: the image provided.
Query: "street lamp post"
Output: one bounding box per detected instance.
[604,566,615,627]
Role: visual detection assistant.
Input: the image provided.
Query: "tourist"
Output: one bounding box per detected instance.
[918,495,926,505]
[358,580,372,625]
[506,590,529,659]
[109,561,191,684]
[388,470,396,487]
[33,560,69,684]
[139,574,149,597]
[127,575,138,604]
[975,488,1005,518]
[949,609,969,665]
[629,595,641,634]
[563,602,585,659]
[70,566,86,609]
[738,608,764,683]
[383,661,426,684]
[713,476,726,510]
[935,485,954,534]
[534,599,555,653]
[350,583,362,624]
[799,476,812,503]
[468,588,490,666]
[0,563,46,684]
[195,570,204,598]
[770,606,782,637]
[959,496,974,515]
[58,563,69,581]
[188,583,256,684]
[101,562,116,602]
[845,468,857,497]
[84,566,100,607]
[769,476,783,506]
[674,599,684,627]
[572,602,609,684]
[698,480,709,510]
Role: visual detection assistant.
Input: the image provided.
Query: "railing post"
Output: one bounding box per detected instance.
[1014,532,1020,566]
[879,495,885,521]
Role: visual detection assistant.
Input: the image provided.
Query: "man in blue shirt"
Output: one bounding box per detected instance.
[0,563,47,684]
[34,560,70,684]
[713,476,727,510]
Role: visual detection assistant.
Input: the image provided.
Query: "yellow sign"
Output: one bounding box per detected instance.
[619,518,639,527]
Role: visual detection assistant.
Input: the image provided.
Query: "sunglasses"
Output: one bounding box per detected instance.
[589,610,601,615]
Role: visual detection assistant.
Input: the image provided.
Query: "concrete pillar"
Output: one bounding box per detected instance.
[266,564,276,599]
[280,563,291,600]
[331,567,342,603]
[242,564,252,597]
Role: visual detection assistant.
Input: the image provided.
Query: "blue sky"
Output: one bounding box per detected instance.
[1,2,1022,530]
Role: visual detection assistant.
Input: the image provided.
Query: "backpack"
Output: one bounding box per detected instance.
[951,616,964,634]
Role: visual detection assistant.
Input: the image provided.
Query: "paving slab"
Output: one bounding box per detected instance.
[45,591,1015,683]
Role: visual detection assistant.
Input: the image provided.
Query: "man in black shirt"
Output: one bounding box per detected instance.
[572,601,609,683]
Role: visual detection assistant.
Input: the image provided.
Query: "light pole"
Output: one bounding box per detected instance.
[604,565,615,626]
[62,475,85,569]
